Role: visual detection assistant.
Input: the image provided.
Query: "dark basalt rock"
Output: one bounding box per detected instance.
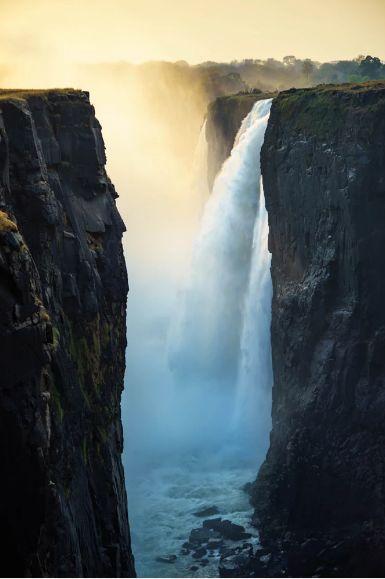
[0,90,135,577]
[203,518,251,541]
[192,547,207,559]
[207,539,224,550]
[203,517,223,530]
[219,551,254,578]
[252,81,385,577]
[193,505,220,517]
[189,527,212,543]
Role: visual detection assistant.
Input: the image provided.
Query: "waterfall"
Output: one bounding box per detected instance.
[232,178,272,457]
[169,99,273,408]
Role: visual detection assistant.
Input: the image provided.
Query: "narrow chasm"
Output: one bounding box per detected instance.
[122,98,274,577]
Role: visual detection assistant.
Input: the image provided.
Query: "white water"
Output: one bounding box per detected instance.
[232,180,272,445]
[123,99,273,577]
[169,99,272,392]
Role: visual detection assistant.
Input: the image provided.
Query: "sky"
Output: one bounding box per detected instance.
[0,0,384,85]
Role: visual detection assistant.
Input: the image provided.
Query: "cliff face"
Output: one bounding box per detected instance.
[205,92,274,189]
[0,90,135,577]
[253,81,385,577]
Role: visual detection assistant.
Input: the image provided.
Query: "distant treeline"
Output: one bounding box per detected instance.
[185,54,385,92]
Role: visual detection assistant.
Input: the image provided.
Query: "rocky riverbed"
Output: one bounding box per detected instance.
[124,458,262,578]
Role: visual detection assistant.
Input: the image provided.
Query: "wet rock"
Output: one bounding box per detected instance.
[194,505,220,517]
[219,551,252,577]
[203,518,251,540]
[181,541,191,555]
[192,547,207,559]
[190,527,211,543]
[241,542,253,551]
[190,566,199,572]
[200,558,209,566]
[203,517,222,529]
[207,539,223,549]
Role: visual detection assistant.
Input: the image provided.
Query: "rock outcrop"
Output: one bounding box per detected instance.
[0,89,135,577]
[205,91,274,189]
[252,81,385,577]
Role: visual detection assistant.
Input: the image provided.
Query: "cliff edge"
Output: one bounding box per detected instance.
[0,89,135,577]
[253,81,385,577]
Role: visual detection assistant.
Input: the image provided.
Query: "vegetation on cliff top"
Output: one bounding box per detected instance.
[274,80,385,137]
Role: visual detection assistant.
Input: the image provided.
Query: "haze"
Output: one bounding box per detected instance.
[0,0,384,85]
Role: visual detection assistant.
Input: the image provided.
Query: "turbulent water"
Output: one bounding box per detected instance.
[123,99,273,577]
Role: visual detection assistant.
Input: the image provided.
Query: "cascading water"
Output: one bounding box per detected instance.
[170,99,272,391]
[232,179,272,461]
[123,99,273,578]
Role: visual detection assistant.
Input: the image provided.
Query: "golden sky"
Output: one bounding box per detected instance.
[0,0,384,78]
[0,0,384,355]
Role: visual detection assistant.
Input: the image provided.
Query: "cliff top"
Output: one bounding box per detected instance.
[274,79,385,137]
[0,88,89,103]
[281,79,385,98]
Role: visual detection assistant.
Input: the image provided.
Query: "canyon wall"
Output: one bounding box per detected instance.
[0,90,135,577]
[253,81,385,577]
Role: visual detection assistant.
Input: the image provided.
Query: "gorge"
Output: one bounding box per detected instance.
[1,79,385,579]
[123,80,385,578]
[123,98,273,578]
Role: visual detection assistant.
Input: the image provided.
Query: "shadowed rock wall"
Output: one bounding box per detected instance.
[253,81,385,577]
[0,89,135,577]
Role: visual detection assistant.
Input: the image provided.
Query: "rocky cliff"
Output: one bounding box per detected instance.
[252,81,385,577]
[0,89,135,577]
[205,91,274,189]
